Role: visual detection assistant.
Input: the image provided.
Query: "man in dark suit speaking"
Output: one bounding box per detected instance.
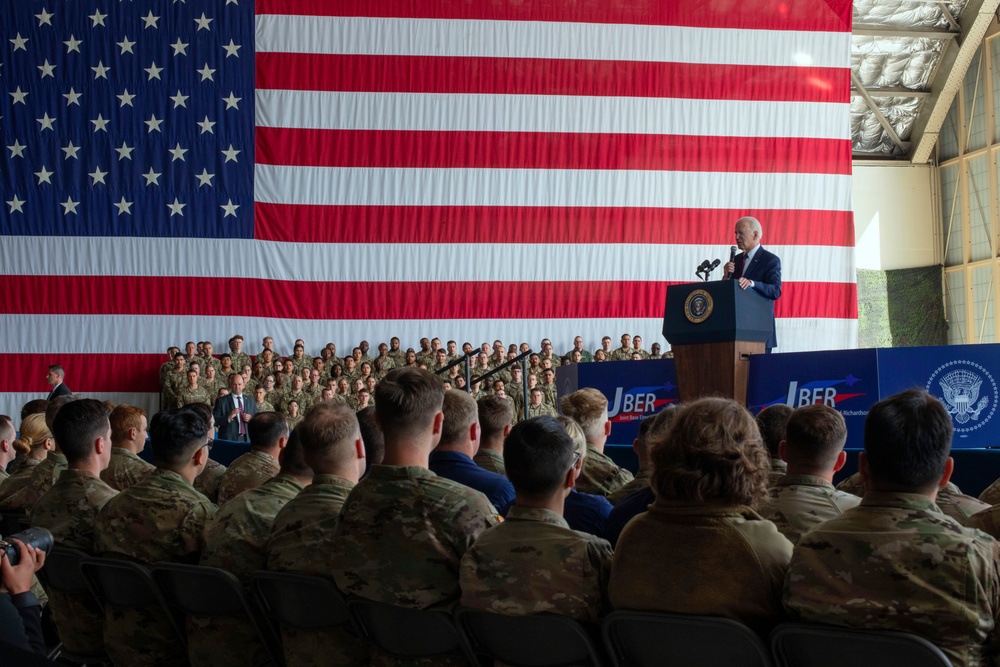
[213,373,257,442]
[723,216,781,349]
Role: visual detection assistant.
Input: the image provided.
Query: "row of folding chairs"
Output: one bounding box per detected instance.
[41,545,953,667]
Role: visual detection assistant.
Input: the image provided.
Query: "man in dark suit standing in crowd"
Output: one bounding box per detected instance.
[724,215,782,350]
[46,364,71,400]
[213,373,257,442]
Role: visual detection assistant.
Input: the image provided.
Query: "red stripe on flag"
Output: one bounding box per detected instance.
[255,0,852,32]
[255,54,849,104]
[6,277,857,320]
[1,355,162,393]
[254,129,852,174]
[253,204,856,247]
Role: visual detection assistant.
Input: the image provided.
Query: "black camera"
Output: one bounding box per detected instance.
[0,527,54,566]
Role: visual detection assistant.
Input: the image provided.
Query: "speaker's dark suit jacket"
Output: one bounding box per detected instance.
[213,393,257,441]
[46,383,71,400]
[732,246,781,349]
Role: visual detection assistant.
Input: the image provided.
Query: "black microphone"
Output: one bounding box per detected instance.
[709,258,721,270]
[724,246,738,279]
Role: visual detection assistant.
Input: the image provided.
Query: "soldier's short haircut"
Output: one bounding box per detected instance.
[220,353,232,361]
[652,397,769,507]
[556,415,587,459]
[297,402,360,470]
[784,405,847,470]
[440,390,478,447]
[45,395,78,433]
[110,404,147,443]
[357,406,385,475]
[756,404,793,457]
[374,368,445,439]
[278,430,311,478]
[560,388,609,442]
[478,396,514,438]
[53,399,111,464]
[249,412,289,450]
[505,416,576,498]
[174,352,186,361]
[864,388,952,490]
[150,408,210,468]
[20,399,49,421]
[0,415,13,441]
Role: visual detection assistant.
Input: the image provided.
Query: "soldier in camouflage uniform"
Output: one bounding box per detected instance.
[473,396,513,475]
[101,404,154,491]
[201,365,225,406]
[0,414,52,504]
[539,368,559,407]
[0,397,77,512]
[228,335,251,373]
[561,388,634,498]
[630,335,650,359]
[607,405,678,506]
[187,403,227,503]
[162,353,189,407]
[175,369,210,409]
[610,334,632,361]
[254,386,276,413]
[756,404,792,484]
[783,389,1000,667]
[566,336,592,363]
[840,470,986,525]
[280,375,312,416]
[266,402,369,667]
[460,416,613,623]
[331,368,500,667]
[386,337,405,367]
[94,407,218,667]
[199,342,221,377]
[757,405,860,543]
[216,412,286,505]
[194,431,313,667]
[30,400,116,656]
[527,388,557,418]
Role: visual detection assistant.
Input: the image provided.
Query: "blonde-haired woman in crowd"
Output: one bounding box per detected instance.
[0,413,55,503]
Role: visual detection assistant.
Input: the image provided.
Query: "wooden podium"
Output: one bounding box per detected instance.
[662,281,775,406]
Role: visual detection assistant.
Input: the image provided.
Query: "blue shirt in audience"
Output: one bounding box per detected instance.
[604,487,654,547]
[428,450,515,511]
[564,489,613,538]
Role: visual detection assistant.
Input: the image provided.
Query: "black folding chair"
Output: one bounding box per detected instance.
[601,610,774,667]
[36,547,110,665]
[770,622,952,667]
[250,570,355,632]
[347,598,468,662]
[151,562,283,667]
[455,606,604,666]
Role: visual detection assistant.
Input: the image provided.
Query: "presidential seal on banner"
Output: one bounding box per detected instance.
[684,289,713,324]
[926,360,998,434]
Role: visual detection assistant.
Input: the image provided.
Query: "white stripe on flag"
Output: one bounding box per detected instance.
[254,90,849,139]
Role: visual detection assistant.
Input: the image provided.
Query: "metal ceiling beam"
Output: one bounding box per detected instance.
[853,24,959,39]
[851,87,933,98]
[911,0,1000,163]
[935,1,963,32]
[851,71,912,155]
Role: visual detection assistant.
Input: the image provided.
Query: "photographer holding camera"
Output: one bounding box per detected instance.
[0,536,48,655]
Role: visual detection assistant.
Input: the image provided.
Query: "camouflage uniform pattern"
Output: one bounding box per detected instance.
[0,451,67,511]
[194,458,227,503]
[758,474,860,543]
[835,471,864,496]
[981,477,1000,506]
[30,469,118,655]
[175,384,211,409]
[265,474,367,667]
[527,402,556,419]
[93,468,218,667]
[607,469,652,506]
[784,492,1000,667]
[577,445,634,498]
[459,506,612,623]
[937,485,990,525]
[100,447,156,491]
[192,474,304,667]
[610,346,632,361]
[0,468,6,483]
[472,449,505,476]
[199,355,222,377]
[539,382,558,407]
[769,458,788,485]
[331,465,500,667]
[257,400,276,414]
[230,352,252,373]
[0,457,42,503]
[216,450,280,505]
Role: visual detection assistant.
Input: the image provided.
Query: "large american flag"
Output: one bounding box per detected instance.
[0,0,855,416]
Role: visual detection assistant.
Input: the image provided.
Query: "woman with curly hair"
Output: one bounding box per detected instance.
[608,397,792,635]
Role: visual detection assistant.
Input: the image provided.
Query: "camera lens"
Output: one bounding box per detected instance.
[0,527,54,566]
